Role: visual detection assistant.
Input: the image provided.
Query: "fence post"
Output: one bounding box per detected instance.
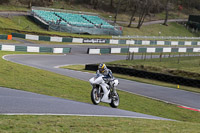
[168,53,171,58]
[160,53,162,62]
[126,52,130,60]
[144,52,146,60]
[131,52,134,60]
[178,53,181,64]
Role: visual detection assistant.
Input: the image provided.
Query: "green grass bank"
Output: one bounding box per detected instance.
[0,115,200,133]
[0,15,199,39]
[0,51,200,123]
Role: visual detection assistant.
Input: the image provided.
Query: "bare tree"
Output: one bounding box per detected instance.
[0,0,10,4]
[137,0,149,29]
[90,0,99,9]
[110,0,113,8]
[137,0,158,29]
[128,0,139,27]
[114,0,121,24]
[28,0,32,8]
[163,0,170,26]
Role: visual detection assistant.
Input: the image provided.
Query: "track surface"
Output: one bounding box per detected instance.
[0,86,171,120]
[3,54,200,111]
[1,53,174,120]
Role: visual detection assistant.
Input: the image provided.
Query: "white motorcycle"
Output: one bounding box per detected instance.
[89,74,120,108]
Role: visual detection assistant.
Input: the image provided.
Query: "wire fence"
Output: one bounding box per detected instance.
[126,52,200,64]
[112,35,200,41]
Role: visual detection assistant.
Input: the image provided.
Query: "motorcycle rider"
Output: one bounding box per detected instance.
[97,63,117,96]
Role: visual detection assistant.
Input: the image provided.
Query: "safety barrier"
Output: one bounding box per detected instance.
[85,64,200,88]
[11,33,200,46]
[87,47,200,54]
[0,44,71,54]
[0,35,12,40]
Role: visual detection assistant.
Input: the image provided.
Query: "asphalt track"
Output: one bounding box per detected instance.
[1,46,200,120]
[3,53,200,109]
[1,53,174,120]
[0,86,172,120]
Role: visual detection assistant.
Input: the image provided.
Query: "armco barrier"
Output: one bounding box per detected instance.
[0,35,8,40]
[0,44,71,54]
[0,35,12,40]
[11,33,200,46]
[85,64,200,88]
[87,47,200,54]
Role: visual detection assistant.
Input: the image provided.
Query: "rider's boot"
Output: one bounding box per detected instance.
[112,87,117,98]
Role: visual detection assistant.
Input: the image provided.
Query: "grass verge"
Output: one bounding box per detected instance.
[0,39,21,44]
[0,15,199,39]
[62,64,200,94]
[106,56,200,80]
[122,22,200,37]
[0,115,200,132]
[0,51,199,123]
[0,5,28,12]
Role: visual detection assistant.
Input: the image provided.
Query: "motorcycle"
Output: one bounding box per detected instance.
[89,74,120,108]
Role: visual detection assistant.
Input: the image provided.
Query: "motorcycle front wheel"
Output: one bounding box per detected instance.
[91,88,101,105]
[110,93,119,108]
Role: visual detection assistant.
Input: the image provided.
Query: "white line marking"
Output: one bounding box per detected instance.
[0,113,172,120]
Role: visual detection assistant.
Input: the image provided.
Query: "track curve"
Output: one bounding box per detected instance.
[1,87,170,120]
[3,54,200,110]
[1,54,174,120]
[1,52,200,120]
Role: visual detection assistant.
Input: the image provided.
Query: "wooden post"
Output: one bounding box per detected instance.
[131,52,134,60]
[126,52,130,60]
[144,53,146,60]
[178,53,181,64]
[160,53,162,62]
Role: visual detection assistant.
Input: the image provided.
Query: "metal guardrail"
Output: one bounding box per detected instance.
[112,35,200,40]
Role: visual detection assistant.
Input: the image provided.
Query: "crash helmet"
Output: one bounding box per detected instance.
[98,63,107,73]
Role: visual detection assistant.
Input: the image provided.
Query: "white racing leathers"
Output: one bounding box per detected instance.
[96,69,117,94]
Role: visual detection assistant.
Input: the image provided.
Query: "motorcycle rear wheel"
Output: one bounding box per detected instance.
[110,93,119,108]
[91,88,101,105]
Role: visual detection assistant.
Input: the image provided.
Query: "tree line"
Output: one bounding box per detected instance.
[1,0,199,28]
